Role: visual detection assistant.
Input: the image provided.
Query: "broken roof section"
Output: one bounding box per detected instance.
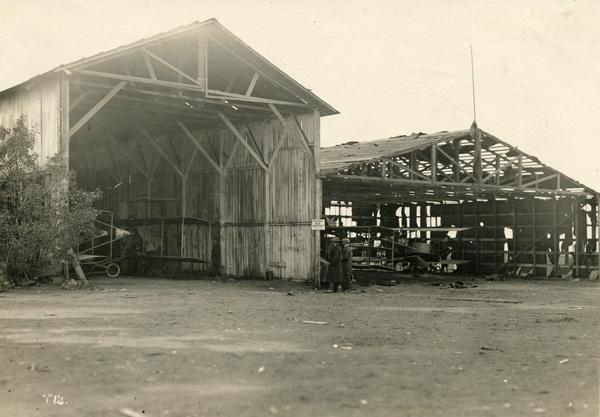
[0,18,338,116]
[321,130,470,175]
[321,127,597,198]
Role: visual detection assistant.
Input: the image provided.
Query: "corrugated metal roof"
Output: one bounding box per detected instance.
[320,130,470,175]
[0,19,338,116]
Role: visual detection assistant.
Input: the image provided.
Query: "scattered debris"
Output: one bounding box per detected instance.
[533,407,546,413]
[559,358,569,364]
[589,270,599,280]
[120,409,148,417]
[481,346,504,352]
[301,320,328,325]
[269,405,278,414]
[340,346,353,350]
[437,297,521,304]
[360,399,368,405]
[258,366,265,373]
[286,292,294,296]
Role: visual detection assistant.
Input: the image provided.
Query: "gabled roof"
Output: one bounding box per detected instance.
[0,19,338,116]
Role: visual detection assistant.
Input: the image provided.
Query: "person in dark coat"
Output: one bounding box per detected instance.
[341,238,353,290]
[326,239,343,292]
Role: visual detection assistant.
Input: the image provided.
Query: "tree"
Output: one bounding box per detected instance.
[0,117,101,285]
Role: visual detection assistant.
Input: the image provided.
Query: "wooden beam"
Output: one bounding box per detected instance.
[208,35,308,105]
[139,129,184,177]
[70,81,127,137]
[143,48,203,87]
[142,50,157,80]
[223,138,241,172]
[522,173,557,189]
[291,114,315,157]
[208,90,309,108]
[245,72,260,96]
[178,121,223,175]
[481,156,518,184]
[382,157,429,181]
[69,91,88,111]
[269,104,313,160]
[218,113,268,171]
[107,134,149,178]
[185,148,199,175]
[78,70,205,93]
[435,144,476,182]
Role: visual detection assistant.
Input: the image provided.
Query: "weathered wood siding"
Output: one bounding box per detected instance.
[220,111,320,280]
[0,76,62,164]
[72,110,321,280]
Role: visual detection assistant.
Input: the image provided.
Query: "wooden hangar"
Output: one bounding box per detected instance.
[0,19,338,281]
[320,123,600,279]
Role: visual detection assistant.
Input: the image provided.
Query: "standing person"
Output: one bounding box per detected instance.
[326,239,343,292]
[341,238,353,290]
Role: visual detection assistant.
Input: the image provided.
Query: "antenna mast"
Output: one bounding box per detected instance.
[470,45,477,122]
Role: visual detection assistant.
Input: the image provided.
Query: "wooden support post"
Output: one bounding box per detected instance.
[512,197,517,274]
[181,176,186,257]
[431,145,437,183]
[59,74,70,169]
[313,110,322,286]
[475,198,480,275]
[553,198,558,277]
[493,197,498,272]
[597,194,600,276]
[381,159,387,179]
[453,138,461,182]
[410,152,417,180]
[471,122,482,183]
[264,166,270,278]
[517,154,523,188]
[495,155,500,185]
[574,198,580,278]
[218,130,227,277]
[198,35,208,95]
[532,199,537,277]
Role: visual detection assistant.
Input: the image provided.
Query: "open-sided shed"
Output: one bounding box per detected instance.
[0,19,337,280]
[321,123,599,278]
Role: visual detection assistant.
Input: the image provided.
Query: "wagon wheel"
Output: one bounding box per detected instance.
[106,262,120,278]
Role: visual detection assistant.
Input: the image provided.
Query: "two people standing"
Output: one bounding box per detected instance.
[326,237,352,292]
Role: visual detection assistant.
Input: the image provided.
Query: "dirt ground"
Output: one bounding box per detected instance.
[0,275,598,417]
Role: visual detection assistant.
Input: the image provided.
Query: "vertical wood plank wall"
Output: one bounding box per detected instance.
[0,76,61,165]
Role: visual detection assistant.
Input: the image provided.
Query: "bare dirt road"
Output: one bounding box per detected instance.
[0,277,598,417]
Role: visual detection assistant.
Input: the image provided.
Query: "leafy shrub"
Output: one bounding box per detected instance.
[0,117,101,284]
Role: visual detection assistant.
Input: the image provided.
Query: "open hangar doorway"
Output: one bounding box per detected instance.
[62,20,336,280]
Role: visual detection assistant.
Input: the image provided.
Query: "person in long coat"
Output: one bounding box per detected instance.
[341,238,353,290]
[326,240,343,292]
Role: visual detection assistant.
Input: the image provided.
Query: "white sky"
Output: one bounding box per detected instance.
[1,0,599,190]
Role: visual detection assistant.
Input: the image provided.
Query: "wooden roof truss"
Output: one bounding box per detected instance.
[324,124,595,202]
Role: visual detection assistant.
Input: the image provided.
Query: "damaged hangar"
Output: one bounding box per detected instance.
[320,123,599,279]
